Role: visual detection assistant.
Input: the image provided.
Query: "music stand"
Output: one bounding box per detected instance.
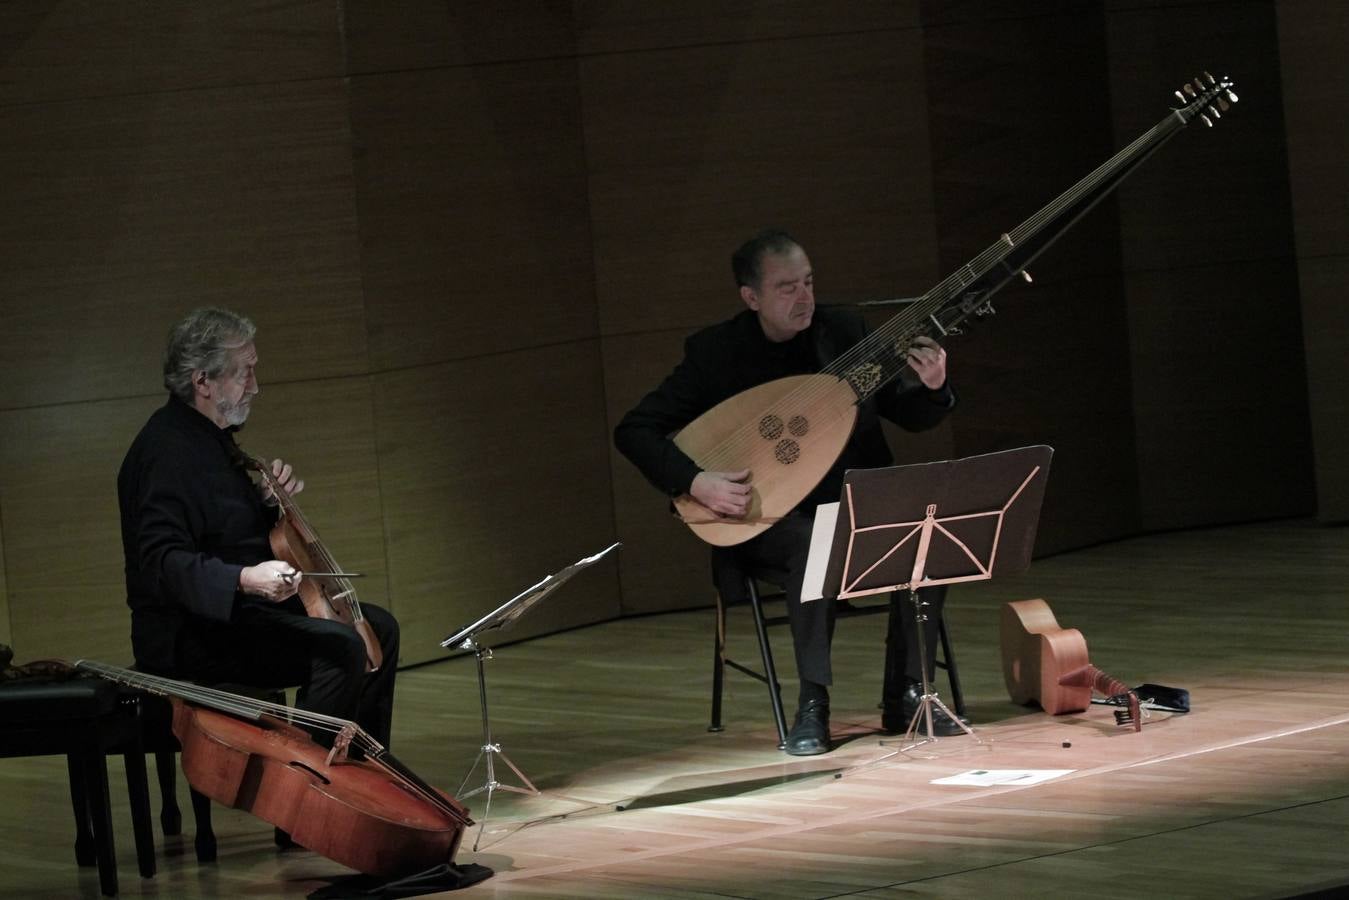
[814,446,1052,755]
[440,541,620,849]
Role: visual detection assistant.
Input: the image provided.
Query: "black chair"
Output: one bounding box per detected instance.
[708,548,964,748]
[0,676,157,896]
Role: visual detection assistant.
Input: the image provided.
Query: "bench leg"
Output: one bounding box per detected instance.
[155,749,182,836]
[77,750,119,897]
[191,787,217,863]
[67,754,96,867]
[124,750,157,878]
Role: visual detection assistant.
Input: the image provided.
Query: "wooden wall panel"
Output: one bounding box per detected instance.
[920,1,1090,27]
[1105,2,1313,529]
[1296,256,1349,521]
[921,7,1141,553]
[344,1,575,73]
[0,78,368,411]
[350,60,595,372]
[0,395,160,662]
[1277,0,1349,522]
[583,28,938,339]
[1126,261,1313,528]
[0,509,9,647]
[374,341,620,664]
[1104,7,1295,270]
[1275,1,1349,261]
[602,331,716,616]
[576,1,918,54]
[0,0,343,106]
[950,275,1142,554]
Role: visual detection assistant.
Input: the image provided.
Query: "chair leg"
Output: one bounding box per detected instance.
[155,749,182,836]
[67,753,96,867]
[709,593,727,733]
[746,579,789,748]
[938,617,966,718]
[191,787,217,863]
[123,749,157,878]
[78,749,119,897]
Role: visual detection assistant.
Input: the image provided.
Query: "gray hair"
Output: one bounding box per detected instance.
[162,308,257,402]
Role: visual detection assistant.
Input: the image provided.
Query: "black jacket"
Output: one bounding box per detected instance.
[117,397,277,670]
[614,305,955,512]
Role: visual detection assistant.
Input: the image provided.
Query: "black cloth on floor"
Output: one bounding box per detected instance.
[307,863,494,898]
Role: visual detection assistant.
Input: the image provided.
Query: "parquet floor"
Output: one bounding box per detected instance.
[2,519,1346,899]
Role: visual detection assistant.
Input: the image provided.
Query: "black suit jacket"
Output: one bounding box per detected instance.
[118,397,278,670]
[614,305,955,512]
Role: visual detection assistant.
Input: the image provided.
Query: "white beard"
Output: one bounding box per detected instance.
[216,395,251,427]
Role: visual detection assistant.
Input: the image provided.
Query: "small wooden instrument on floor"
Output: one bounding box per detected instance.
[1000,598,1141,731]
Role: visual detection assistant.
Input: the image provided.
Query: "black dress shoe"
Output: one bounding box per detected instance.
[784,699,831,756]
[882,684,968,737]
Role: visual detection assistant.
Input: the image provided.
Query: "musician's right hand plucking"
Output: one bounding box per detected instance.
[691,469,753,518]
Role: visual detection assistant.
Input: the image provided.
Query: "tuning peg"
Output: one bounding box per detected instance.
[1205,71,1216,85]
[1227,88,1239,103]
[1217,97,1230,111]
[1195,75,1206,92]
[1174,90,1187,103]
[1020,270,1033,284]
[1184,83,1197,97]
[1200,113,1213,127]
[1210,106,1221,119]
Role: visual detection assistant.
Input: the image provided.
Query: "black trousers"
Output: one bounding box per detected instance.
[732,511,945,697]
[168,600,400,748]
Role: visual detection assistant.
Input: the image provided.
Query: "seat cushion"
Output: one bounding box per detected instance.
[0,677,119,723]
[0,676,140,758]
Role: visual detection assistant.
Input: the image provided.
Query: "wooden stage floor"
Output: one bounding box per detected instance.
[2,519,1347,899]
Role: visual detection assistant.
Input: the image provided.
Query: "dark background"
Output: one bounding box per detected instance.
[0,1,1342,665]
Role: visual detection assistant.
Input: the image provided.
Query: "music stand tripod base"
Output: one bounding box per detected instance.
[455,639,543,851]
[810,448,1051,775]
[894,584,984,755]
[441,544,620,850]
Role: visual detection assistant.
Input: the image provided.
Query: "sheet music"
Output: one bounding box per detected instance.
[577,543,620,566]
[801,502,839,602]
[440,542,621,648]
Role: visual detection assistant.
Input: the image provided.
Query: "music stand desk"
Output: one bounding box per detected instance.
[811,446,1052,756]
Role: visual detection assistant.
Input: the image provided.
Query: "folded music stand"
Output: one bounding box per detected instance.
[440,542,620,849]
[816,446,1052,756]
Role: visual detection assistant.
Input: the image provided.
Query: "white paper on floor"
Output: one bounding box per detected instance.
[931,769,1075,787]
